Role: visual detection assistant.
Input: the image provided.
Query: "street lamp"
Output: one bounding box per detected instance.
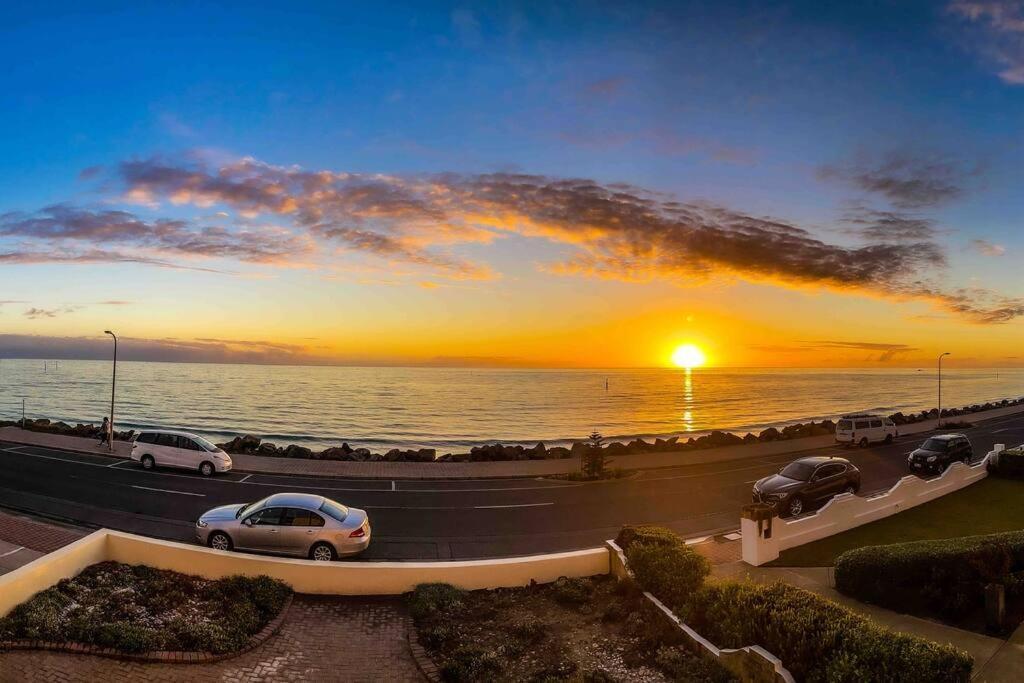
[938,352,950,427]
[105,330,117,452]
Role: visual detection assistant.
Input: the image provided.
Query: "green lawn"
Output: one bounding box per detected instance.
[770,477,1024,567]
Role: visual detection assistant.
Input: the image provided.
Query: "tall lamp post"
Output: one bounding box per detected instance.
[938,352,950,427]
[105,330,117,452]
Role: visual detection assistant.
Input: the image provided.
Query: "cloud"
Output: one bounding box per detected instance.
[0,204,307,268]
[948,1,1024,84]
[109,155,1022,323]
[817,151,976,207]
[24,307,60,319]
[750,340,921,362]
[841,207,939,242]
[970,238,1006,256]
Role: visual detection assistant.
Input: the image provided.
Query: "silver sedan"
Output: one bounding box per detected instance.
[195,492,371,561]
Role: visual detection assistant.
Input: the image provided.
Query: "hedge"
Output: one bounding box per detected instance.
[619,525,972,682]
[835,531,1024,618]
[682,581,972,683]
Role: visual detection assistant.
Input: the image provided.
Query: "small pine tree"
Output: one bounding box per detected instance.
[582,431,607,478]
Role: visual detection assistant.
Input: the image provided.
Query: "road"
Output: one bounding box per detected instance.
[1,412,1022,560]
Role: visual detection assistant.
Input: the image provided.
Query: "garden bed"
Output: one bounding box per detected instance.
[409,577,736,682]
[0,561,291,657]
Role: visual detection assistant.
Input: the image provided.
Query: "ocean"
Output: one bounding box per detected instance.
[0,360,1020,452]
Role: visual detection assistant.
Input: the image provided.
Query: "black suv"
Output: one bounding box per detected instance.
[907,434,973,474]
[752,456,861,517]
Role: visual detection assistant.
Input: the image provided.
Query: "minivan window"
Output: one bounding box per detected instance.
[155,433,179,447]
[180,438,202,451]
[837,420,852,431]
[136,433,156,444]
[869,420,882,428]
[854,421,869,430]
[779,461,816,481]
[193,435,219,452]
[922,438,949,451]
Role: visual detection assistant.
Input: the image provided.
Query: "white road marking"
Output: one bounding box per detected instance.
[684,536,709,545]
[0,546,25,558]
[723,532,742,541]
[473,502,554,509]
[238,474,252,482]
[391,480,396,491]
[131,485,206,497]
[106,459,131,468]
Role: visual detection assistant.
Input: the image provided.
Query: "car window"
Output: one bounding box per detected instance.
[193,435,219,452]
[779,461,816,481]
[854,421,869,430]
[136,433,155,444]
[319,499,349,523]
[252,507,283,525]
[869,419,882,428]
[816,464,845,478]
[179,437,203,451]
[837,420,852,431]
[283,508,325,526]
[155,433,179,448]
[883,419,894,426]
[922,438,948,451]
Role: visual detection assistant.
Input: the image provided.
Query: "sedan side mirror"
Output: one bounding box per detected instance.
[810,475,819,483]
[243,518,254,527]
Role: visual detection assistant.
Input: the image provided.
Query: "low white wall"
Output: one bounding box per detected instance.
[742,448,1000,566]
[0,529,609,618]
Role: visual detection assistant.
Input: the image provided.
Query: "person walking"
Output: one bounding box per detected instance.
[97,417,110,447]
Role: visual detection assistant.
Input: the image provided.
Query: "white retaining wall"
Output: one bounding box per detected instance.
[742,447,1002,566]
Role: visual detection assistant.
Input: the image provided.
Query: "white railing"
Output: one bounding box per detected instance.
[742,446,1002,566]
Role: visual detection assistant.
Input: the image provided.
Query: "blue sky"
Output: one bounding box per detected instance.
[0,1,1022,366]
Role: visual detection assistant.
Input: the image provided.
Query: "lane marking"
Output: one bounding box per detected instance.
[473,502,554,509]
[0,546,25,558]
[106,459,131,468]
[131,485,206,497]
[392,480,396,491]
[239,474,252,483]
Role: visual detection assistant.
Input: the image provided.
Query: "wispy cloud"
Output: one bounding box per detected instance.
[818,151,978,208]
[970,238,1006,256]
[24,307,61,319]
[948,1,1024,84]
[841,206,939,242]
[750,340,921,362]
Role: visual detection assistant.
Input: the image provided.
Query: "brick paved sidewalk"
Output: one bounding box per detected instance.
[0,510,86,554]
[0,596,424,683]
[2,402,1021,480]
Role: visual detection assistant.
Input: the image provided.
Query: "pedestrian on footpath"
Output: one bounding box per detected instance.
[97,417,110,447]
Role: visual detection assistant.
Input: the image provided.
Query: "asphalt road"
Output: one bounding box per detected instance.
[1,412,1022,560]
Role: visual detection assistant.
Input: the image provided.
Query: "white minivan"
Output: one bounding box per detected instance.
[835,414,898,447]
[131,430,233,476]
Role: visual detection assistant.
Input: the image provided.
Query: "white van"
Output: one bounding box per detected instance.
[835,414,898,447]
[131,430,233,476]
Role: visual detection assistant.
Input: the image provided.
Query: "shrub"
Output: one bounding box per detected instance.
[408,583,466,622]
[548,576,592,605]
[614,525,683,551]
[625,540,710,609]
[439,644,502,682]
[835,531,1024,619]
[654,645,735,683]
[683,581,972,683]
[990,446,1024,478]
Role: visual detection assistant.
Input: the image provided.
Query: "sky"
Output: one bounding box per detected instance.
[0,0,1023,368]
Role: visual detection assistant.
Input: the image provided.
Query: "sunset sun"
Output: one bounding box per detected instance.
[671,344,707,369]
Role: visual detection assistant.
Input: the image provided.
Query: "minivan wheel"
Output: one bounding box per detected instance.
[199,461,215,477]
[141,455,155,470]
[786,496,804,517]
[310,542,336,562]
[858,437,869,448]
[209,532,232,552]
[884,434,894,444]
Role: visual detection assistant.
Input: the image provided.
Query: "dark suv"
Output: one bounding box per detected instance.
[752,456,861,517]
[907,434,973,474]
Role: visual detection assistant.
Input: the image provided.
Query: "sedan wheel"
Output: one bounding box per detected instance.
[310,543,336,562]
[209,532,232,551]
[199,461,215,477]
[786,497,804,517]
[842,484,856,495]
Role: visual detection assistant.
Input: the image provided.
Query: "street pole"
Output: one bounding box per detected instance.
[938,352,950,427]
[105,331,117,452]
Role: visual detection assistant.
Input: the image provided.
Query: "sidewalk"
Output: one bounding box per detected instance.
[2,402,1022,480]
[0,510,87,577]
[711,561,1008,678]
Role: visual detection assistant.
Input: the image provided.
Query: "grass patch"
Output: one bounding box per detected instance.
[0,561,290,654]
[408,576,735,683]
[772,477,1024,567]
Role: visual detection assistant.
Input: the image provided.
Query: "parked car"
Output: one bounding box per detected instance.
[907,434,973,474]
[835,413,898,447]
[131,430,232,476]
[195,492,371,561]
[752,456,861,517]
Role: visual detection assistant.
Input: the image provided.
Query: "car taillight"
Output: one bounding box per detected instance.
[349,527,365,538]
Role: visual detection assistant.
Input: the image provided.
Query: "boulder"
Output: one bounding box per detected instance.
[384,449,404,462]
[758,427,781,442]
[570,442,590,459]
[319,447,349,461]
[548,446,571,459]
[605,441,629,455]
[743,433,758,443]
[626,439,652,453]
[353,448,371,459]
[416,448,437,462]
[527,442,548,460]
[256,443,280,456]
[283,444,312,459]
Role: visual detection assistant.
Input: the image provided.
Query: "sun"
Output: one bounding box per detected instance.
[671,344,706,369]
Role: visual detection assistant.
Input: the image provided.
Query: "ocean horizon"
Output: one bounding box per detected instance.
[1,359,1021,452]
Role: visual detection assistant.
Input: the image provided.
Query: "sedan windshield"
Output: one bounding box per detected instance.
[921,438,949,452]
[237,496,271,518]
[779,461,816,481]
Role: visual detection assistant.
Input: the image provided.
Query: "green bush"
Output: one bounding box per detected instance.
[683,581,972,683]
[835,531,1024,619]
[615,524,683,551]
[408,583,466,622]
[624,538,710,608]
[548,576,592,605]
[439,644,502,682]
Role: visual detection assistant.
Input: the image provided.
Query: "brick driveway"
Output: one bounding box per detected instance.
[0,596,424,682]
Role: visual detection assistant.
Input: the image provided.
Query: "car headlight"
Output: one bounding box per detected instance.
[927,456,937,463]
[766,492,787,501]
[196,520,208,528]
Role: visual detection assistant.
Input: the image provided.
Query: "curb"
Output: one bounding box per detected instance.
[0,594,293,664]
[407,619,441,682]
